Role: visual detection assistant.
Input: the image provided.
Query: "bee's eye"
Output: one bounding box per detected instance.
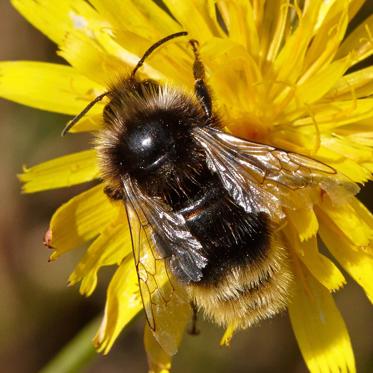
[119,119,174,173]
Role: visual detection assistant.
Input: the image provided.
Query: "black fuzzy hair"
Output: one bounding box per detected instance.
[96,77,218,202]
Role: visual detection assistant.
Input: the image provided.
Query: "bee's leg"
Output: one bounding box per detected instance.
[189,39,212,119]
[104,185,124,201]
[188,301,200,336]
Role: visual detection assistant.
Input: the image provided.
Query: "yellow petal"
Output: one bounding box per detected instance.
[273,1,322,84]
[201,38,263,128]
[336,14,373,65]
[349,197,373,232]
[188,0,225,37]
[220,323,236,347]
[317,198,373,247]
[256,0,292,62]
[315,0,344,31]
[315,136,373,182]
[144,324,171,373]
[327,66,373,99]
[318,209,373,303]
[92,30,187,85]
[163,0,214,40]
[216,0,259,51]
[57,31,128,86]
[347,0,365,21]
[303,1,349,77]
[338,118,373,147]
[316,147,371,183]
[13,0,165,87]
[0,62,103,115]
[265,0,290,62]
[85,1,192,86]
[94,256,142,354]
[292,98,373,130]
[284,224,346,292]
[287,206,319,242]
[49,185,119,259]
[68,113,104,133]
[332,159,371,183]
[288,258,356,373]
[294,57,351,106]
[68,209,131,296]
[11,0,103,46]
[89,0,179,42]
[19,150,99,193]
[12,0,160,88]
[321,135,373,165]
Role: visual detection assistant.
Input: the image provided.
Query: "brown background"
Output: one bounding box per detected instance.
[0,2,372,372]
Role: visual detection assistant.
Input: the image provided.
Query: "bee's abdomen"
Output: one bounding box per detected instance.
[178,174,270,285]
[175,172,292,328]
[186,243,292,329]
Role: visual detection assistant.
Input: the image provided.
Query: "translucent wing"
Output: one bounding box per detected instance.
[193,127,359,222]
[121,176,206,355]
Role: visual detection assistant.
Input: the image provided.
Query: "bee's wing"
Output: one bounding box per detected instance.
[193,127,359,222]
[121,176,206,355]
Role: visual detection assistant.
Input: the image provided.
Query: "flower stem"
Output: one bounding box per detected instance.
[39,316,101,373]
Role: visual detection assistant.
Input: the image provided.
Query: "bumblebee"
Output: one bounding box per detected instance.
[63,32,357,355]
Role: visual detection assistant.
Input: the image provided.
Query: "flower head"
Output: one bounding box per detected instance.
[2,1,373,372]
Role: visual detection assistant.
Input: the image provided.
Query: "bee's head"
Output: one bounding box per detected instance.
[61,31,188,136]
[99,86,204,177]
[95,84,207,199]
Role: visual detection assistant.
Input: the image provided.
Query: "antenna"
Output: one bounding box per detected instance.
[62,31,188,136]
[61,92,110,136]
[131,31,188,78]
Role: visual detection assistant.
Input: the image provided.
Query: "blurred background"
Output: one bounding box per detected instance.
[0,1,372,372]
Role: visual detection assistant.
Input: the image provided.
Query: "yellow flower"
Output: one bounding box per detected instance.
[2,0,372,372]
